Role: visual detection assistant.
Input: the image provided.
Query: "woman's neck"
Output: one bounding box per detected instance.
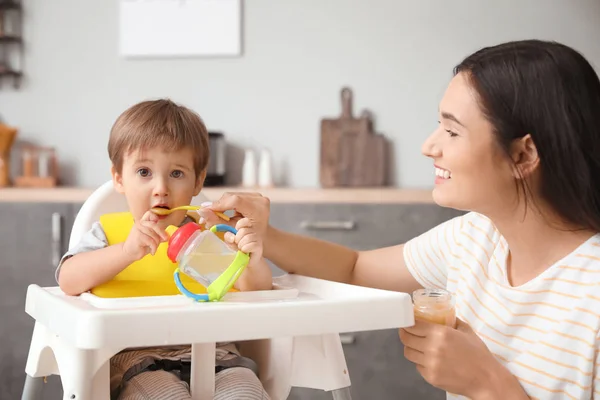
[487,203,596,287]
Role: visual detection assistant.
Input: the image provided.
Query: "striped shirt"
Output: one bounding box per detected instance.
[404,212,600,399]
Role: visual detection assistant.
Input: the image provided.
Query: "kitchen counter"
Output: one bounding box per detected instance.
[0,186,434,204]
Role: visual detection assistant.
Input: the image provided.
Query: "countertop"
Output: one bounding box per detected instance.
[0,186,435,204]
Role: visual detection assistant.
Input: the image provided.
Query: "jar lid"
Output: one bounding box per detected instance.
[167,222,201,262]
[412,288,454,308]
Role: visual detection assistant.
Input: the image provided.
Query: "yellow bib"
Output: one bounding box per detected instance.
[90,212,209,298]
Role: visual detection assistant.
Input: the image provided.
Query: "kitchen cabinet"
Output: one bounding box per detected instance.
[271,203,464,399]
[269,203,463,251]
[0,202,77,399]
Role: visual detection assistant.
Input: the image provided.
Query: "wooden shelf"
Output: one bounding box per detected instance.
[0,69,21,88]
[0,1,22,89]
[0,35,21,43]
[0,69,20,76]
[0,2,20,11]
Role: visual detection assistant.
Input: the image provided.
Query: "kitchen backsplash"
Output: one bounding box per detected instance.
[1,0,599,188]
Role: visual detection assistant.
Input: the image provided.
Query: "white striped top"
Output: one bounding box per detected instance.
[404,212,600,399]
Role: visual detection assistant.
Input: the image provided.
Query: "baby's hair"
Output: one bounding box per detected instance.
[108,99,209,176]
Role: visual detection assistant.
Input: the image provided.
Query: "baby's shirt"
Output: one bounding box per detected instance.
[55,221,108,283]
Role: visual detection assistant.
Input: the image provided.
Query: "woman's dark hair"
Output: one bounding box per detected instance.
[454,39,600,232]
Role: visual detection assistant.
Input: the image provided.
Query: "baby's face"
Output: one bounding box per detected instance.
[112,146,204,228]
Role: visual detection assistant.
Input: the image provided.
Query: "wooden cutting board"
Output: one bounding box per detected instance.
[338,115,386,186]
[319,87,371,187]
[320,90,387,187]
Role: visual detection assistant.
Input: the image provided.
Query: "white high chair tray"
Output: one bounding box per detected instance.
[25,274,415,350]
[78,283,300,309]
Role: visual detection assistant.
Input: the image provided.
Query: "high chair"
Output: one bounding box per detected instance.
[21,180,415,400]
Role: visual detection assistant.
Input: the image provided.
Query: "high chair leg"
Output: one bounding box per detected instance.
[59,349,111,400]
[331,387,352,400]
[25,320,116,400]
[290,333,351,392]
[21,375,44,400]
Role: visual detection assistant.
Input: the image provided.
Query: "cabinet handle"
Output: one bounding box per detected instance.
[51,212,62,266]
[339,334,356,345]
[300,220,355,230]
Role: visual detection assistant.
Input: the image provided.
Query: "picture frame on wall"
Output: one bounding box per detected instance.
[119,0,242,58]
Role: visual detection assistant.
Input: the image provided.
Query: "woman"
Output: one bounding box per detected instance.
[200,40,600,399]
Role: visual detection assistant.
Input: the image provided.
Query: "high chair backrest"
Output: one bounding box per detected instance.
[69,180,210,249]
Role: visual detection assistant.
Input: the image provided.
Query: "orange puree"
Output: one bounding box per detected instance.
[412,288,456,327]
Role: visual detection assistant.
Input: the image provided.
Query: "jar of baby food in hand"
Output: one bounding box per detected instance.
[413,288,456,327]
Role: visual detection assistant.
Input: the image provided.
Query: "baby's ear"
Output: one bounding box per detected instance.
[111,165,125,194]
[193,169,207,195]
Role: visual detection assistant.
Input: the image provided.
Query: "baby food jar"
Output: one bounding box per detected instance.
[412,288,456,327]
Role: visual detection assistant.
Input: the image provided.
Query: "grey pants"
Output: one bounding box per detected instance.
[111,344,270,400]
[118,367,270,400]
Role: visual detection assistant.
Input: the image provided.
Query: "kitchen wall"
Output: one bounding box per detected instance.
[1,0,600,188]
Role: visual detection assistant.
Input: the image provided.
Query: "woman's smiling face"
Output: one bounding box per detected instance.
[421,72,518,215]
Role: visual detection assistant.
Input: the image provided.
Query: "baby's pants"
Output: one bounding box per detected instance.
[118,366,270,400]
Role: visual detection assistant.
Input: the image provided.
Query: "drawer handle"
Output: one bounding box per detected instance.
[300,220,356,230]
[51,212,62,267]
[339,334,356,345]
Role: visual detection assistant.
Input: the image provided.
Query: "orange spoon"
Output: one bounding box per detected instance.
[151,205,230,221]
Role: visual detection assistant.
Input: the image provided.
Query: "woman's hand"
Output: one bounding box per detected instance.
[399,318,527,399]
[198,192,273,291]
[198,192,271,258]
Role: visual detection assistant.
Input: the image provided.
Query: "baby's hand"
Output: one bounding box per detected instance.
[222,217,264,265]
[122,210,169,261]
[223,218,272,291]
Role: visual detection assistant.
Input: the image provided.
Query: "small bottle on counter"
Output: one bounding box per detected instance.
[49,148,58,179]
[241,148,257,188]
[258,148,274,188]
[38,149,49,177]
[412,288,456,327]
[22,147,35,177]
[0,154,7,187]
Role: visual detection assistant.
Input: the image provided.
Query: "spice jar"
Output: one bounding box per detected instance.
[22,147,35,177]
[413,288,456,327]
[0,124,17,187]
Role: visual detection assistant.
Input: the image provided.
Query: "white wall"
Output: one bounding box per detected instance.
[1,0,599,188]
